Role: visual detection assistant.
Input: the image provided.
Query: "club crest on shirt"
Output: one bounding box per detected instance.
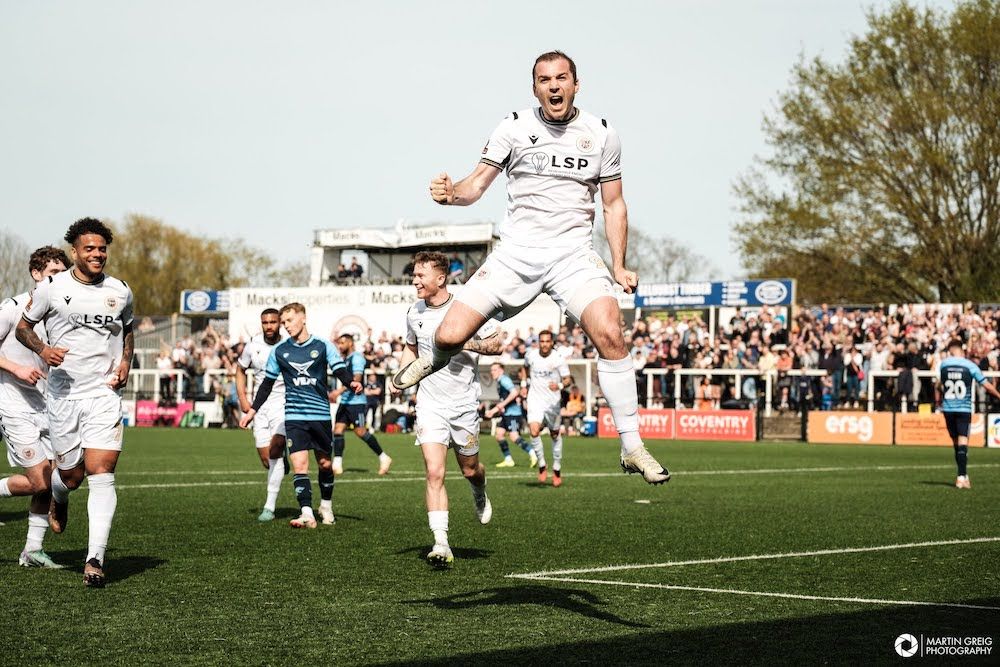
[22,448,35,460]
[105,297,117,309]
[576,135,594,153]
[310,350,319,359]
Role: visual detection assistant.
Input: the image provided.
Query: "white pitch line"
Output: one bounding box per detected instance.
[510,536,1000,579]
[57,462,1000,490]
[111,462,1000,478]
[516,576,1000,612]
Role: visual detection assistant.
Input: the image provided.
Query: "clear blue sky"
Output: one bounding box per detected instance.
[0,0,948,279]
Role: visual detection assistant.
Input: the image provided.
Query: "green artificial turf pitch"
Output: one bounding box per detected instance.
[1,429,998,664]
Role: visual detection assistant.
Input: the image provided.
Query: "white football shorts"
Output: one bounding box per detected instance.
[526,393,562,431]
[48,393,123,470]
[458,243,616,322]
[252,401,286,448]
[1,410,53,468]
[414,405,481,456]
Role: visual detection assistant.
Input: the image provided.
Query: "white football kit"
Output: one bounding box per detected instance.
[524,348,570,430]
[0,291,52,468]
[461,106,621,322]
[22,271,133,469]
[238,334,286,447]
[406,295,497,455]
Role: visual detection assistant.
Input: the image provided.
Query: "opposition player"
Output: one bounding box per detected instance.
[0,246,69,568]
[936,339,1000,489]
[484,362,535,467]
[330,334,392,476]
[236,308,288,522]
[524,330,572,486]
[16,219,134,587]
[400,251,503,568]
[239,303,361,528]
[394,50,669,485]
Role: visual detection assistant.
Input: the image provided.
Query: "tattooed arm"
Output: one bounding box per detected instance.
[16,318,68,366]
[462,330,505,355]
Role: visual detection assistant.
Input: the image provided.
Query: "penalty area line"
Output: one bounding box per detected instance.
[512,575,1000,612]
[509,536,1000,579]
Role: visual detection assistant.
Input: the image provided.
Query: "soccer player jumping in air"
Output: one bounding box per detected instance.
[393,50,669,484]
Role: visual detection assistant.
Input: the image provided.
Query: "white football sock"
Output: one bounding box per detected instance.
[320,498,332,512]
[430,338,457,372]
[50,469,70,504]
[264,458,283,512]
[379,452,391,462]
[300,505,315,520]
[598,356,643,455]
[86,473,117,565]
[531,436,546,469]
[552,435,563,472]
[25,512,47,552]
[0,478,11,497]
[428,510,449,546]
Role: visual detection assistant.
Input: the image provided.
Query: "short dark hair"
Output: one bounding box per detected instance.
[28,246,70,274]
[261,308,280,318]
[948,338,964,351]
[538,330,554,340]
[337,333,355,343]
[532,51,577,82]
[64,217,113,245]
[413,251,449,276]
[279,302,305,316]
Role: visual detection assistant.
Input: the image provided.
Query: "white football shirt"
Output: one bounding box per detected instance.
[524,347,570,406]
[480,106,622,255]
[0,290,48,412]
[22,270,134,400]
[238,333,286,408]
[405,294,497,410]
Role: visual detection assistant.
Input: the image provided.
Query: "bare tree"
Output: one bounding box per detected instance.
[0,230,32,296]
[593,223,710,283]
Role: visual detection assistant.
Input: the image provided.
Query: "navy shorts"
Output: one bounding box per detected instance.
[943,412,971,439]
[285,420,333,455]
[499,414,525,433]
[335,403,367,428]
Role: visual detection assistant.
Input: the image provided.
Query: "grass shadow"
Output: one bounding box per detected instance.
[46,549,167,585]
[401,585,650,629]
[395,545,491,561]
[919,481,959,488]
[382,595,1000,665]
[0,511,25,523]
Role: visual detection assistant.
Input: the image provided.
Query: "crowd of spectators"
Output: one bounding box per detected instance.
[146,303,1000,428]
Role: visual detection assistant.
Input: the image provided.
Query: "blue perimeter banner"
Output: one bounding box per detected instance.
[635,280,795,308]
[180,290,230,314]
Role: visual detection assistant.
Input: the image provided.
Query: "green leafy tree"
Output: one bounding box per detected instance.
[734,0,1000,303]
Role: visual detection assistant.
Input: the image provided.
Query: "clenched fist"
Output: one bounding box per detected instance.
[429,172,454,205]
